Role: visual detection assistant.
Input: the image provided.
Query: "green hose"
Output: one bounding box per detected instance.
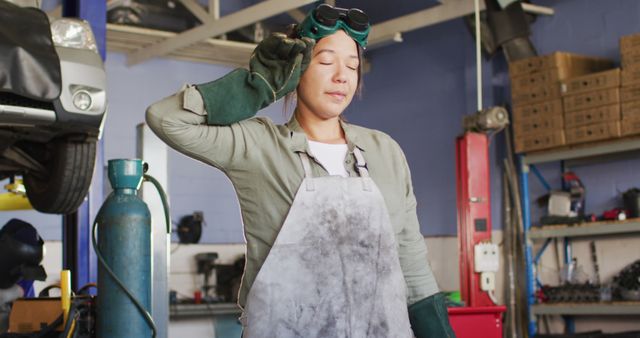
[90,173,172,338]
[143,174,172,234]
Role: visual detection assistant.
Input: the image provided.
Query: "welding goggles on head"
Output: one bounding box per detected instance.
[297,4,370,48]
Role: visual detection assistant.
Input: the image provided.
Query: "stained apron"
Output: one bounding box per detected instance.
[242,148,413,338]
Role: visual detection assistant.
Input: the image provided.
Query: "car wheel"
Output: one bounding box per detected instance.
[24,140,96,214]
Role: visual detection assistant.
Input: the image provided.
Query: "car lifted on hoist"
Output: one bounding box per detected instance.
[0,1,107,214]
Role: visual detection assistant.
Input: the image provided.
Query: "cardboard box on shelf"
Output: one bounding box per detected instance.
[621,64,640,86]
[621,100,640,119]
[563,87,620,112]
[509,52,613,77]
[565,121,621,144]
[620,33,640,53]
[621,50,640,69]
[564,104,620,128]
[621,84,640,102]
[621,117,640,136]
[513,114,564,136]
[512,99,563,121]
[511,69,562,94]
[561,68,620,96]
[512,83,562,106]
[514,130,565,153]
[511,65,615,95]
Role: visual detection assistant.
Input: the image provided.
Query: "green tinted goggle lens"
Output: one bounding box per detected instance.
[297,4,370,48]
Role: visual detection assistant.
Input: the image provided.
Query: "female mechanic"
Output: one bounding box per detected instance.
[146,4,455,338]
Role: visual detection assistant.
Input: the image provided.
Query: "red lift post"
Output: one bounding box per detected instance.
[449,131,506,338]
[456,132,494,307]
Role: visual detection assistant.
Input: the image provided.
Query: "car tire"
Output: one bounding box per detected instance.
[24,140,96,214]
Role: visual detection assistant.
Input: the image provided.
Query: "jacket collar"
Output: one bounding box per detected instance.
[286,113,365,154]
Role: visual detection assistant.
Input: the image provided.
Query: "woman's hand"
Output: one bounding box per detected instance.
[194,33,315,125]
[250,33,316,101]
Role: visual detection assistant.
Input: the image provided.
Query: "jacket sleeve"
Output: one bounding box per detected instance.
[145,85,269,172]
[395,145,441,305]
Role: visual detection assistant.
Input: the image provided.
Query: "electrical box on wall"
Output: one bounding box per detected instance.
[474,242,500,273]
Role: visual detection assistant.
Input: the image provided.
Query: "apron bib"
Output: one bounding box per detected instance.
[243,148,413,338]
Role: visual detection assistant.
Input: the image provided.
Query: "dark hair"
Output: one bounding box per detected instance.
[283,25,364,118]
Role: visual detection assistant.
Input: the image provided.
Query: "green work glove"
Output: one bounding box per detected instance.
[196,33,315,125]
[408,293,457,338]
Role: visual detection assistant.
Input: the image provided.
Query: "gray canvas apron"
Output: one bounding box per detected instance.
[242,148,413,338]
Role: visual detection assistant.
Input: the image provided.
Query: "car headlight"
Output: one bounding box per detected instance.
[50,18,98,53]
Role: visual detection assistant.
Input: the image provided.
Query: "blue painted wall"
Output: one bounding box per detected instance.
[3,0,640,243]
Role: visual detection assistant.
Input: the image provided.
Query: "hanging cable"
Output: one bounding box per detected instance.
[489,289,499,305]
[475,0,482,111]
[144,174,172,234]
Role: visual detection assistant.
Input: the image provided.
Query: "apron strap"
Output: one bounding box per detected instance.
[298,152,315,191]
[299,148,370,192]
[353,148,371,191]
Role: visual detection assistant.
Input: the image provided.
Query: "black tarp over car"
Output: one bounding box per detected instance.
[0,0,61,101]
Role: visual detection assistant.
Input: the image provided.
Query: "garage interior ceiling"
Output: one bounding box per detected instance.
[53,0,554,68]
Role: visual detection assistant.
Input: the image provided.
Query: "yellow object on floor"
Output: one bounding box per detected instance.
[0,193,32,211]
[0,180,32,211]
[61,270,71,325]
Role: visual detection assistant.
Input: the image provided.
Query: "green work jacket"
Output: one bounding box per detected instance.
[146,85,440,309]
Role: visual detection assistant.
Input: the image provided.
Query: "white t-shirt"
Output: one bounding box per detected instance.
[308,140,349,177]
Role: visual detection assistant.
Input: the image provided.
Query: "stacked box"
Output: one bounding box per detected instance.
[561,69,621,144]
[509,52,613,152]
[620,33,640,136]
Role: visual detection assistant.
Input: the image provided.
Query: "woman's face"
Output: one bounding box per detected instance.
[296,30,360,120]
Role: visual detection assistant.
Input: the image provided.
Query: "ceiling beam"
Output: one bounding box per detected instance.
[369,0,553,48]
[369,0,480,43]
[107,24,256,68]
[127,0,316,66]
[209,0,219,17]
[368,32,403,50]
[521,2,554,16]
